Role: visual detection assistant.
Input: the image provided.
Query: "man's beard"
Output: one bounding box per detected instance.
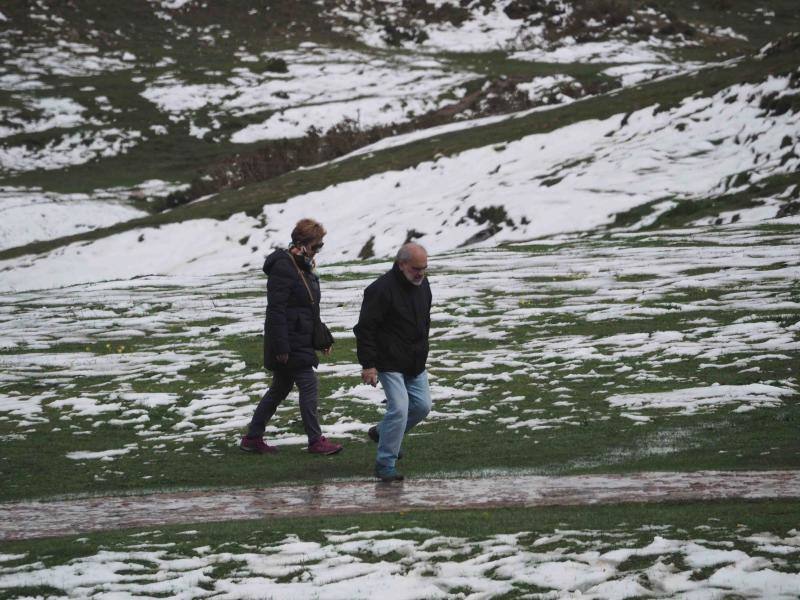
[401,266,425,286]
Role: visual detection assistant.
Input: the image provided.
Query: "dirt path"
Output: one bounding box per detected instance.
[2,470,799,541]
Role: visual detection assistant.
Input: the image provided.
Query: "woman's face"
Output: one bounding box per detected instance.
[304,237,324,256]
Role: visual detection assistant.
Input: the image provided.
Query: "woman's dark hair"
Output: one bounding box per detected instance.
[291,218,326,246]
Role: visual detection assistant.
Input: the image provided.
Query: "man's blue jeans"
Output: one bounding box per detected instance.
[376,370,432,471]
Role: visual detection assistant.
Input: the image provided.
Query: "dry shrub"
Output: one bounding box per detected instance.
[381,21,429,46]
[376,0,470,45]
[657,18,696,38]
[358,235,375,259]
[158,118,410,211]
[157,75,599,211]
[503,0,565,20]
[264,57,288,73]
[403,0,470,25]
[710,0,733,10]
[194,119,389,197]
[545,0,635,42]
[759,32,800,58]
[572,0,633,27]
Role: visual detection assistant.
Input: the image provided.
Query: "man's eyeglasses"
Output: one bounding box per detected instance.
[310,242,324,252]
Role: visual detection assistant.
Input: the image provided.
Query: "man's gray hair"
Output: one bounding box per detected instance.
[396,242,426,262]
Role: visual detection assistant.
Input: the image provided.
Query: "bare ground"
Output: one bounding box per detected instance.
[2,470,799,541]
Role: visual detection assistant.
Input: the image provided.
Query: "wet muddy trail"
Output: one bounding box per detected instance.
[2,470,799,541]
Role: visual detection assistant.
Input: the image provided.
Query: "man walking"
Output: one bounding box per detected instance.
[354,242,433,482]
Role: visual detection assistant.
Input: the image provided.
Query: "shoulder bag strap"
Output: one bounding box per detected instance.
[287,251,315,306]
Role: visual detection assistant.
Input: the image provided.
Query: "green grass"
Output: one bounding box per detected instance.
[657,174,800,227]
[2,223,798,502]
[1,499,798,566]
[655,0,800,52]
[1,351,797,502]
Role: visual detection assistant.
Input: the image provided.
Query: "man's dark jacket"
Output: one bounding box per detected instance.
[263,249,320,371]
[354,262,432,376]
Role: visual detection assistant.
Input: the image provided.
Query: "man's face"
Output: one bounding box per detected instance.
[399,252,428,286]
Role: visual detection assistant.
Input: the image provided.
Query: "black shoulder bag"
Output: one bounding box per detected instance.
[290,254,334,351]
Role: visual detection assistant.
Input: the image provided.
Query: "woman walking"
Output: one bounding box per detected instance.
[240,218,343,455]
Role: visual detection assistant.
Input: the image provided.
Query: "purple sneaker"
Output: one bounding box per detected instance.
[240,436,278,455]
[308,436,343,455]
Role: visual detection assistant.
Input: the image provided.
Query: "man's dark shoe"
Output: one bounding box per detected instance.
[308,436,343,455]
[375,465,404,482]
[368,425,379,443]
[240,435,278,455]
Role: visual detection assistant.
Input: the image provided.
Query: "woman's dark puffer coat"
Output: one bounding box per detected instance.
[262,249,320,371]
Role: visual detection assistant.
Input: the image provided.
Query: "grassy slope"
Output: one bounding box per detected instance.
[3,0,795,194]
[657,0,800,51]
[2,44,799,262]
[0,0,354,191]
[1,501,798,599]
[1,226,798,502]
[3,344,796,503]
[2,500,798,563]
[0,4,798,556]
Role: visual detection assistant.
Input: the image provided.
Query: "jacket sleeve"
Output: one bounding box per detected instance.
[266,260,294,355]
[354,282,388,369]
[426,282,432,336]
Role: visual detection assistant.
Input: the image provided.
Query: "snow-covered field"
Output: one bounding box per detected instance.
[0,2,798,595]
[1,224,796,456]
[141,45,477,144]
[5,5,794,464]
[0,41,476,173]
[325,0,732,60]
[0,182,186,251]
[1,72,798,291]
[2,524,798,598]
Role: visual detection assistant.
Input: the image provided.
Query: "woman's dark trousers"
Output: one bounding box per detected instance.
[246,366,322,444]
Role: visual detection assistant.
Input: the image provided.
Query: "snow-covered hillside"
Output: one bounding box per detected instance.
[1,0,780,262]
[1,7,799,594]
[1,69,798,291]
[0,1,798,292]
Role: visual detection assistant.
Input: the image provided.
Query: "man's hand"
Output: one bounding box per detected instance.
[322,346,332,356]
[361,368,378,387]
[276,353,289,364]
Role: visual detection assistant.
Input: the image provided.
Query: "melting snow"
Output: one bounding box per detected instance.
[0,187,148,250]
[1,74,797,289]
[1,526,798,598]
[0,224,796,455]
[608,383,794,418]
[140,46,476,143]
